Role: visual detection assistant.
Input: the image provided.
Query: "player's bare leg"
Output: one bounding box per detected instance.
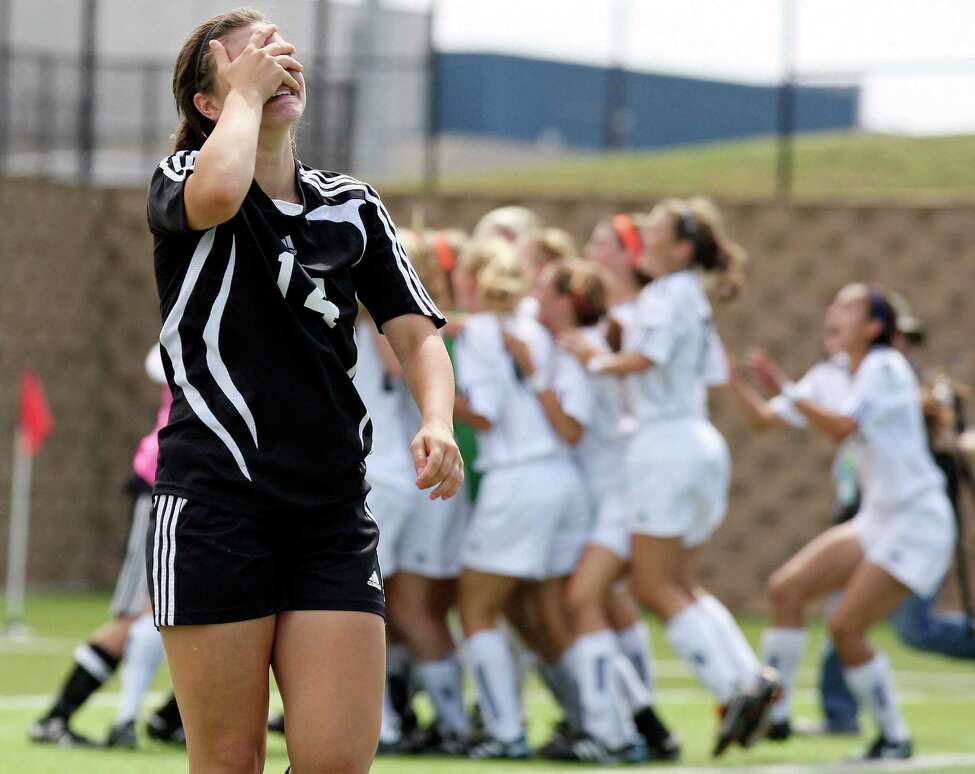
[161,617,275,774]
[272,610,385,774]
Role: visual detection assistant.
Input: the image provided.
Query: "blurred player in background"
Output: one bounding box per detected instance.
[30,348,180,749]
[577,198,779,757]
[454,249,591,760]
[755,285,955,761]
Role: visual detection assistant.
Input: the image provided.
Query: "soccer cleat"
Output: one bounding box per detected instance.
[466,734,530,760]
[633,706,681,761]
[713,667,782,757]
[29,715,94,747]
[403,724,469,756]
[105,719,137,749]
[537,720,577,759]
[145,712,185,744]
[541,731,648,764]
[850,735,913,761]
[376,736,409,755]
[267,713,286,735]
[767,719,792,741]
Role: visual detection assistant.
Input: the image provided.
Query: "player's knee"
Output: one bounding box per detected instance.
[204,737,264,774]
[767,569,802,614]
[565,578,601,619]
[827,610,865,652]
[301,748,371,774]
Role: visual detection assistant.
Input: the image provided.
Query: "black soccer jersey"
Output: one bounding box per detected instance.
[147,151,445,514]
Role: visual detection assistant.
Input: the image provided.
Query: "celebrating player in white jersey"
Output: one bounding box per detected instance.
[454,250,591,760]
[753,285,955,761]
[579,198,779,756]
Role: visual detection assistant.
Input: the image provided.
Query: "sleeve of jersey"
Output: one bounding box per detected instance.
[632,289,677,366]
[146,151,200,235]
[704,327,729,387]
[554,354,594,427]
[839,355,911,433]
[454,330,505,424]
[353,189,447,332]
[770,365,822,428]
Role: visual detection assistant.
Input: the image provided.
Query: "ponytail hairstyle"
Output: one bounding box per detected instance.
[866,286,898,347]
[661,197,747,302]
[171,8,267,152]
[477,249,530,315]
[548,259,609,327]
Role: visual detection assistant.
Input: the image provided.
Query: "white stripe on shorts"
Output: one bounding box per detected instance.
[151,496,166,627]
[165,498,185,626]
[151,495,185,627]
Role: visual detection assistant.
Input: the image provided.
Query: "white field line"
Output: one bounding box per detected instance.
[550,754,975,774]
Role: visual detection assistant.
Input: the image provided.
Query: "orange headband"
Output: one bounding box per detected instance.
[612,214,643,268]
[432,231,456,272]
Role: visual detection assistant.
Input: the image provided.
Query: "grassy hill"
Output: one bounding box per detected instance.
[418,132,975,203]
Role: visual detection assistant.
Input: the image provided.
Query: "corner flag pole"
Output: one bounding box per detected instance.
[5,429,32,630]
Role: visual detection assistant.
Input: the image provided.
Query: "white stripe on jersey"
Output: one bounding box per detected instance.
[203,236,259,448]
[299,171,443,319]
[159,150,198,183]
[305,200,368,264]
[160,228,254,481]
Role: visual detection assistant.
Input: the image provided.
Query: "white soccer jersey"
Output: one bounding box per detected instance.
[574,325,631,494]
[840,346,945,513]
[629,271,727,423]
[455,312,591,470]
[352,319,415,492]
[771,354,852,427]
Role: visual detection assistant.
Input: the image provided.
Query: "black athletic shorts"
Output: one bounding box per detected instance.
[144,493,385,627]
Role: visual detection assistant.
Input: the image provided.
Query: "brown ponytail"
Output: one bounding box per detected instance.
[549,259,609,327]
[662,196,747,302]
[171,8,266,152]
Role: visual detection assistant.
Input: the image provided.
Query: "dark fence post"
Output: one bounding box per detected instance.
[0,0,11,172]
[423,5,438,192]
[78,0,98,181]
[776,0,797,200]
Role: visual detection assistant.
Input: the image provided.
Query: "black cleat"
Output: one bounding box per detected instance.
[540,731,647,764]
[850,735,913,761]
[466,734,530,759]
[537,720,578,759]
[267,712,285,735]
[145,712,185,745]
[29,716,94,747]
[403,724,469,756]
[633,706,681,761]
[713,668,782,757]
[767,719,791,741]
[105,719,137,749]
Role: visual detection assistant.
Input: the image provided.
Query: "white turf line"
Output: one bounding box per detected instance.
[552,755,975,774]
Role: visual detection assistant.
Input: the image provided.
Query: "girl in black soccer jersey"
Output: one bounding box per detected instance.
[147,10,461,773]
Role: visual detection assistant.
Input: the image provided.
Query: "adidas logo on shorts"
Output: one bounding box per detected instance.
[367,570,382,591]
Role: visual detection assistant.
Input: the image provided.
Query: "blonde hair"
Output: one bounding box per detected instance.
[473,206,542,243]
[399,229,448,309]
[477,250,529,314]
[658,196,747,301]
[520,227,578,267]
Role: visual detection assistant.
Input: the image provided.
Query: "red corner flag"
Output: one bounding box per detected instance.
[19,371,53,456]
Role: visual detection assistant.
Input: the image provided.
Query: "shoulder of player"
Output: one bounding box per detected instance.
[297,165,380,202]
[154,150,200,183]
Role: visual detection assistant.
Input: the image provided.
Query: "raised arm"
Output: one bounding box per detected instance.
[183,25,301,230]
[384,314,463,500]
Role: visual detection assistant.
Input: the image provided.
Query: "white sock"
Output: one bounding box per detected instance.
[844,653,909,743]
[466,629,524,742]
[538,652,583,731]
[572,630,638,749]
[416,653,469,734]
[115,614,164,725]
[699,595,762,689]
[665,603,740,704]
[613,650,652,713]
[380,687,401,744]
[760,627,807,723]
[615,621,655,702]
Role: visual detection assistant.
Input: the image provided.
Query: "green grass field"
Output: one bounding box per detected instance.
[406,132,975,203]
[2,594,974,773]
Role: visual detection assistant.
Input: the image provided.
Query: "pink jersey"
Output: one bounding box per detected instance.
[132,386,172,487]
